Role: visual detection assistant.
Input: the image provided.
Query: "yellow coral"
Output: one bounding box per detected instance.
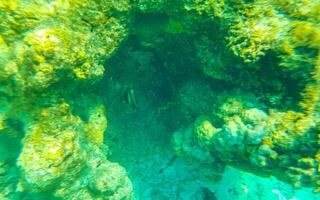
[194,116,220,148]
[300,84,320,116]
[85,105,108,144]
[0,115,5,130]
[291,22,320,49]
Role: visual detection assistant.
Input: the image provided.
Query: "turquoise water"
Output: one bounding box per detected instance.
[0,1,320,200]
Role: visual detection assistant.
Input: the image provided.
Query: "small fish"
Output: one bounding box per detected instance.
[159,155,177,173]
[124,88,137,110]
[242,184,249,194]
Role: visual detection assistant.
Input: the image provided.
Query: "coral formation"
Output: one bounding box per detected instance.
[170,0,320,193]
[173,92,319,190]
[17,102,132,199]
[0,0,132,199]
[0,0,319,199]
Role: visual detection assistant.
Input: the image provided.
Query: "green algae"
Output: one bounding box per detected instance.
[0,0,319,199]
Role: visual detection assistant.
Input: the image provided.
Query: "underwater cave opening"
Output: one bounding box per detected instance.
[97,22,320,198]
[100,31,222,198]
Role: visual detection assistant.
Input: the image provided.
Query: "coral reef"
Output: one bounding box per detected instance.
[0,0,319,199]
[0,0,132,199]
[173,88,319,192]
[169,0,320,193]
[17,103,132,199]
